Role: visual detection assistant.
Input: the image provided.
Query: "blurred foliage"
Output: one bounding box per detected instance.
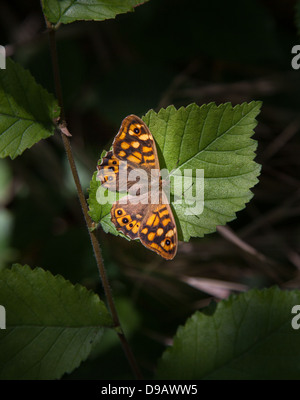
[0,0,299,379]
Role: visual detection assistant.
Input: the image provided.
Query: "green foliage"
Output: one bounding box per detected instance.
[0,58,59,159]
[41,0,150,24]
[0,264,113,379]
[156,287,300,380]
[89,103,261,241]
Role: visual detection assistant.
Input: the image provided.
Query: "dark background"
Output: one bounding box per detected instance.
[0,0,299,379]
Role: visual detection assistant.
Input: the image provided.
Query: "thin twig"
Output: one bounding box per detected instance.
[45,19,143,380]
[262,118,300,161]
[217,225,287,282]
[238,189,300,238]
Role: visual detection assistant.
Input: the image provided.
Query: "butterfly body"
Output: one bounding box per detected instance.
[97,115,177,260]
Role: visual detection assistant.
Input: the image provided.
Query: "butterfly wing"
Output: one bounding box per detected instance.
[97,115,159,191]
[112,115,160,170]
[138,190,177,260]
[111,191,177,260]
[97,150,136,191]
[111,195,146,240]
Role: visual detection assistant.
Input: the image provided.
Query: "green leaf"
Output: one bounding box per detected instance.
[0,264,113,380]
[88,171,121,237]
[146,102,261,241]
[41,0,150,25]
[0,58,60,159]
[89,102,261,242]
[88,150,114,226]
[156,287,300,380]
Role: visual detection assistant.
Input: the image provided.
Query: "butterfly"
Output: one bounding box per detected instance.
[97,115,177,260]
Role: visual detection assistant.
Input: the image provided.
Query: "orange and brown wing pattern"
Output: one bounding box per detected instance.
[111,192,177,260]
[97,150,135,192]
[97,150,119,189]
[138,193,177,260]
[112,115,159,170]
[111,199,144,240]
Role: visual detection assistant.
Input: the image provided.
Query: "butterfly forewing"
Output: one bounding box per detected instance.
[97,150,136,192]
[113,115,160,171]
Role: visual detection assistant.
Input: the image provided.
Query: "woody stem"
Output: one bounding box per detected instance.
[46,19,143,380]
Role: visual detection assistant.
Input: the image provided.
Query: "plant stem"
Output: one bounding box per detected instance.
[46,19,143,380]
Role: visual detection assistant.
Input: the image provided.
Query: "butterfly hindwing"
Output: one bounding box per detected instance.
[111,196,145,240]
[139,195,177,260]
[111,192,177,260]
